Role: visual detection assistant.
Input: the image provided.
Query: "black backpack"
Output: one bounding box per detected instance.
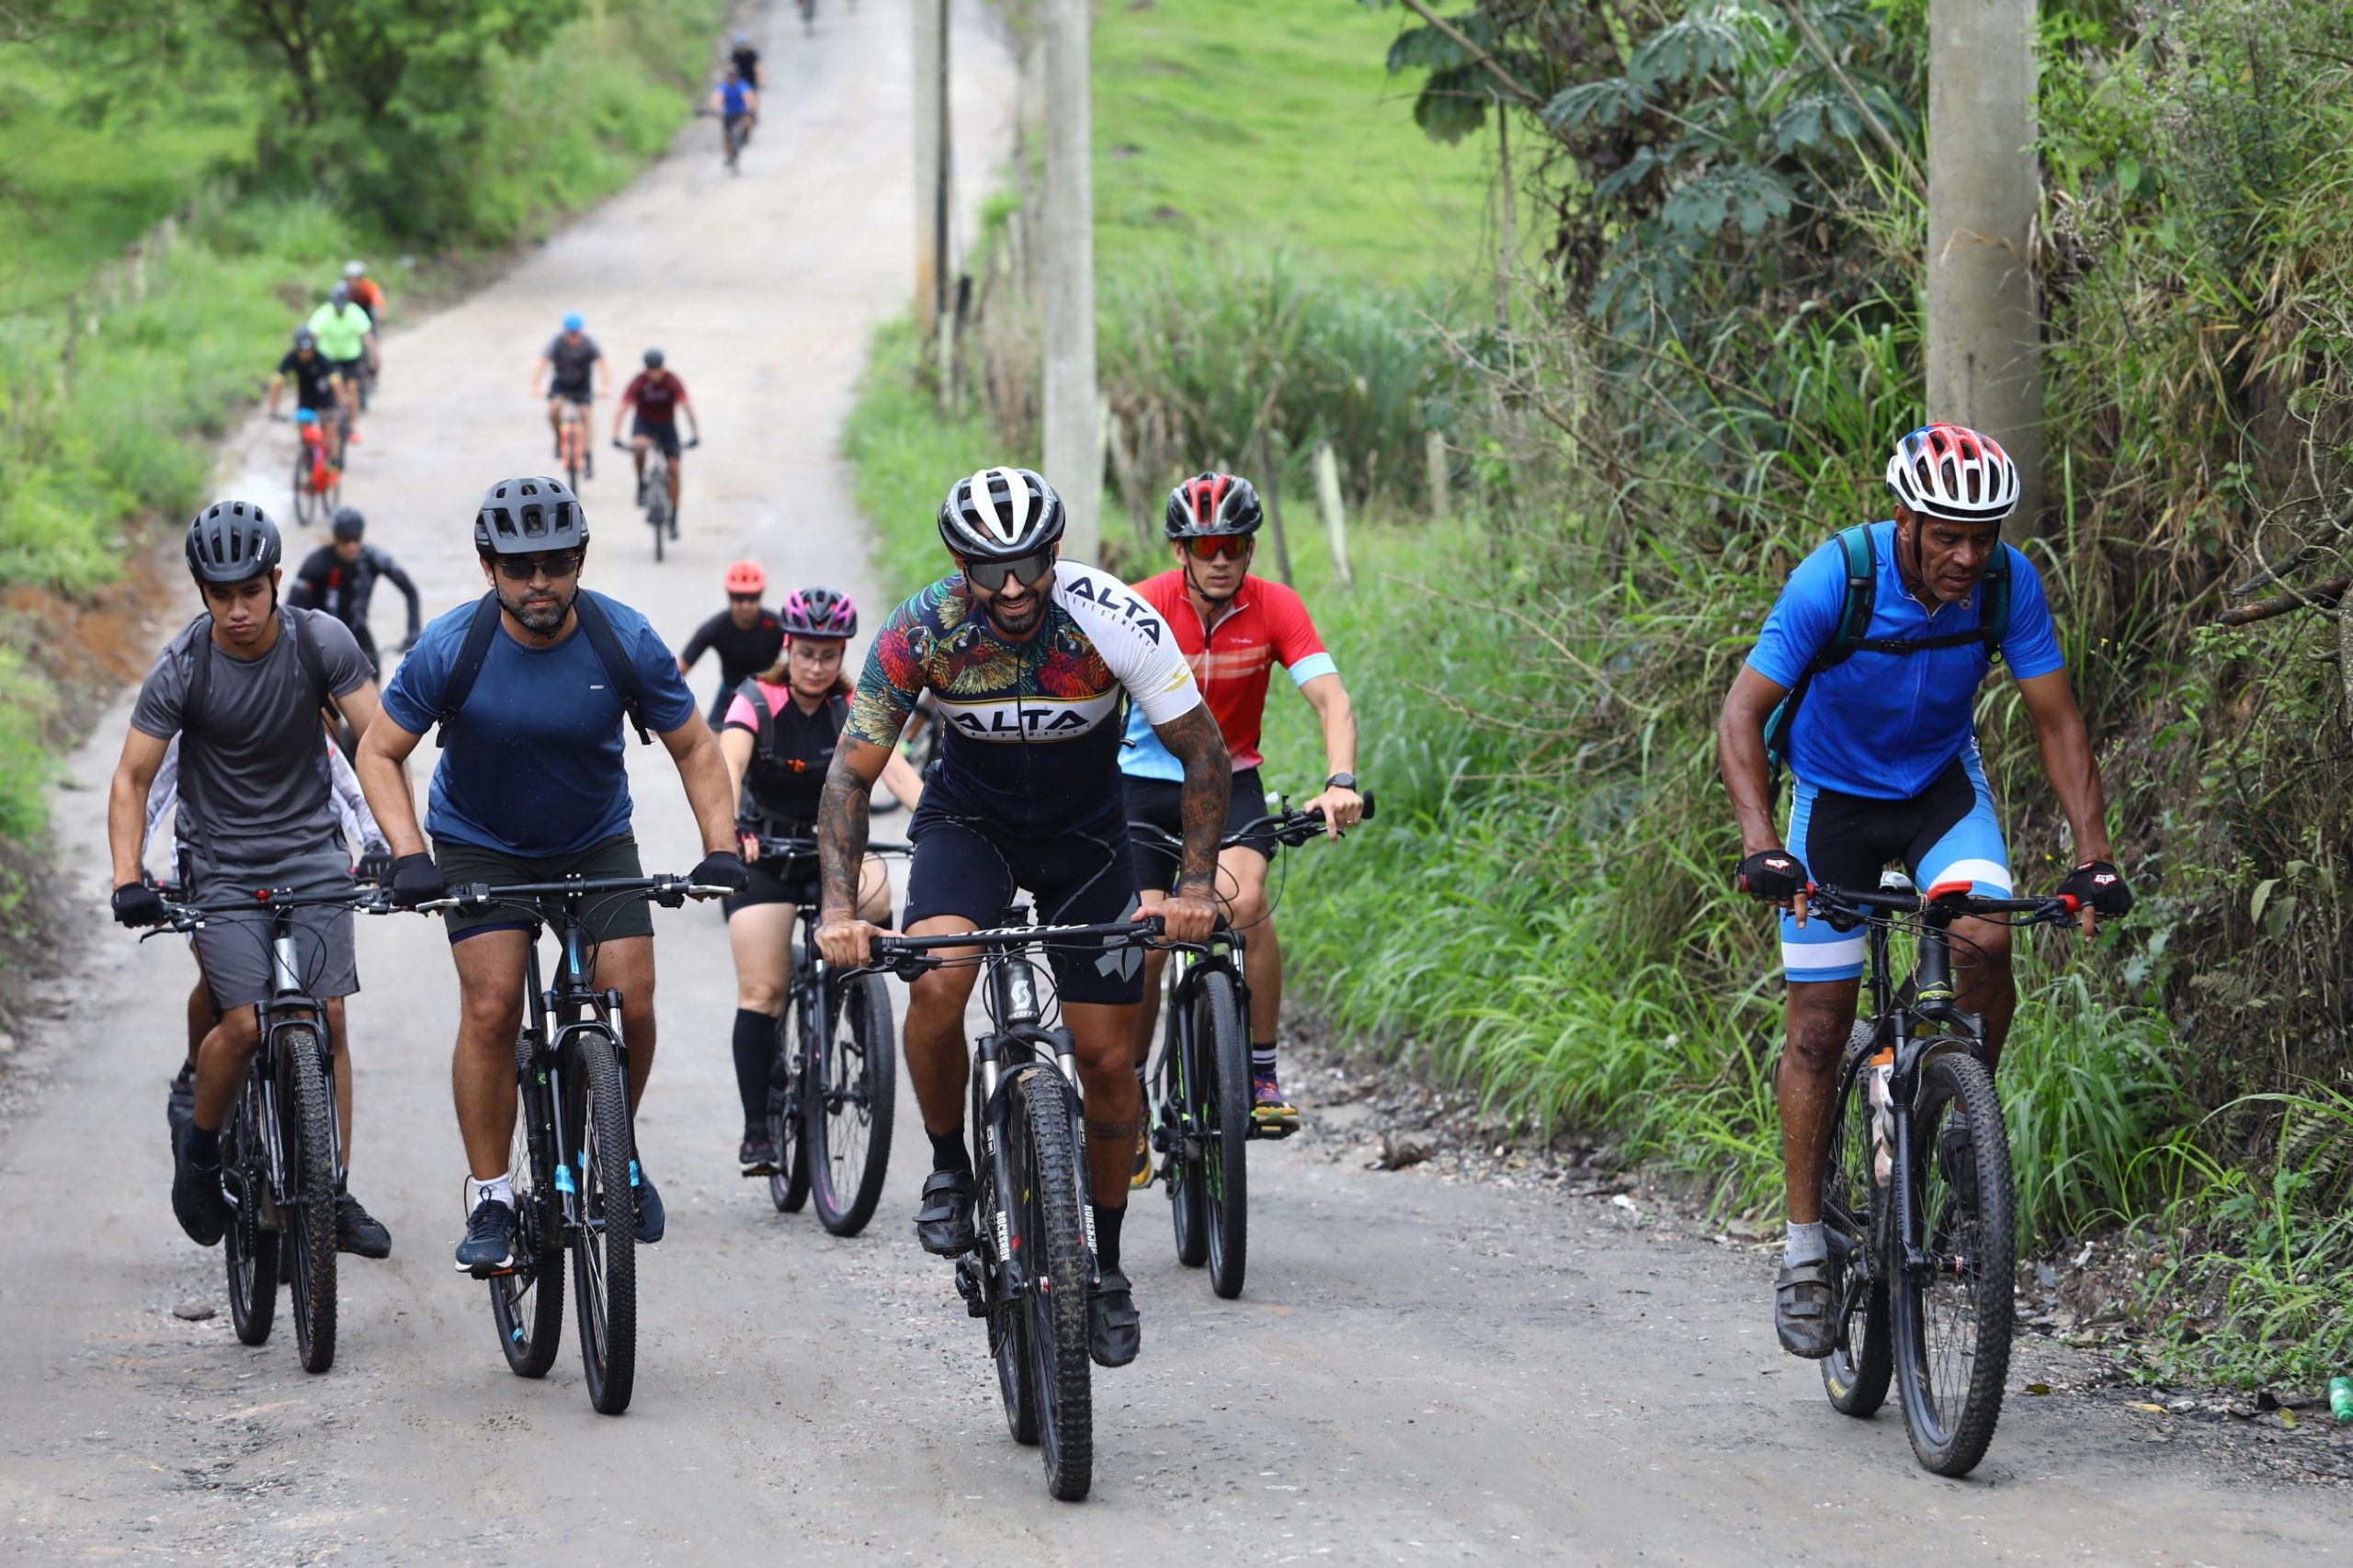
[732,678,844,829]
[1760,524,2012,787]
[432,589,652,747]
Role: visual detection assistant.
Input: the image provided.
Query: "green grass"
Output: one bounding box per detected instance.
[841,320,1011,602]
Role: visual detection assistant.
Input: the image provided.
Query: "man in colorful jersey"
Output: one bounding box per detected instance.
[1716,424,2132,1360]
[813,466,1230,1370]
[611,347,699,533]
[1122,472,1361,1147]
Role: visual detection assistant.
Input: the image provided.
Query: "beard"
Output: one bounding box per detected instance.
[499,581,574,634]
[984,594,1044,637]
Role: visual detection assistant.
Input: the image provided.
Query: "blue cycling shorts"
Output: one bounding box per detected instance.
[1779,748,2011,983]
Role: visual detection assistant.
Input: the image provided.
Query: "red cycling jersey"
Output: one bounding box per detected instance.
[1120,570,1336,778]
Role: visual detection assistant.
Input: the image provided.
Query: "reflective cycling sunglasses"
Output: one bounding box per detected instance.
[962,551,1053,593]
[1182,535,1251,562]
[492,551,582,582]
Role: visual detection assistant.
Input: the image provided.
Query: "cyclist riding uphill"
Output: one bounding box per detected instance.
[711,66,757,156]
[342,260,386,324]
[1122,472,1362,1153]
[353,476,748,1276]
[288,507,422,678]
[106,502,393,1260]
[305,283,375,403]
[716,586,926,1177]
[813,466,1230,1370]
[611,347,699,535]
[531,312,607,476]
[679,560,785,725]
[267,328,344,422]
[1714,423,2132,1361]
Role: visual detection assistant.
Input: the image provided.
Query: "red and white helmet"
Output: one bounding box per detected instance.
[1165,472,1264,540]
[1885,424,2019,524]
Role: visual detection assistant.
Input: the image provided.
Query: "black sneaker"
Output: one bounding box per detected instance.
[1088,1268,1142,1368]
[455,1196,517,1275]
[632,1162,665,1244]
[165,1063,196,1148]
[335,1189,392,1258]
[171,1124,227,1248]
[739,1130,779,1176]
[915,1167,977,1256]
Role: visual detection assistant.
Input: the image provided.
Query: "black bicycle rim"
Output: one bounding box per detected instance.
[569,1031,638,1415]
[1197,971,1250,1299]
[489,1066,565,1377]
[276,1026,339,1374]
[769,1008,810,1213]
[1163,992,1208,1268]
[222,1081,278,1346]
[1819,1028,1892,1417]
[975,1064,1040,1444]
[810,973,895,1235]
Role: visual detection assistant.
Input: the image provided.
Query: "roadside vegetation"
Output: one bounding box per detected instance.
[846,0,2353,1387]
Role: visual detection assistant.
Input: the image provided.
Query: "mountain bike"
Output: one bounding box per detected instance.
[747,834,904,1234]
[1810,872,2085,1477]
[617,436,695,562]
[860,913,1165,1502]
[1129,793,1372,1300]
[289,416,340,527]
[146,885,394,1372]
[557,402,590,493]
[415,869,728,1416]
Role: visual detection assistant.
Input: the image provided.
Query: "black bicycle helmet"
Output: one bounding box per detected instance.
[474,475,588,554]
[330,506,366,540]
[187,500,283,585]
[642,347,665,369]
[779,585,857,639]
[329,281,352,306]
[937,466,1065,562]
[1165,472,1264,540]
[292,327,317,350]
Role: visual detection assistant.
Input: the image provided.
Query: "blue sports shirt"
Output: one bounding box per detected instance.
[382,590,698,857]
[1745,520,2064,801]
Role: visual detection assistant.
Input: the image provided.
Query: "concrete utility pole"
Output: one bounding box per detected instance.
[1040,0,1101,562]
[913,0,949,339]
[1926,0,2042,536]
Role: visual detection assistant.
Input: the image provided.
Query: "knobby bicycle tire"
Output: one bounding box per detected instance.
[291,452,320,527]
[974,1063,1040,1445]
[808,971,896,1235]
[1893,1048,2015,1477]
[1161,981,1209,1269]
[569,1029,638,1415]
[1193,971,1250,1300]
[490,1051,565,1378]
[647,469,671,562]
[768,1006,811,1213]
[277,1025,339,1374]
[1011,1068,1093,1501]
[222,1074,279,1346]
[1820,1026,1892,1417]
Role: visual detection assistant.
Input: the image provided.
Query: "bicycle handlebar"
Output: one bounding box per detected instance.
[147,885,397,937]
[746,834,912,859]
[1806,881,2079,925]
[1127,790,1377,855]
[414,872,731,915]
[854,915,1166,982]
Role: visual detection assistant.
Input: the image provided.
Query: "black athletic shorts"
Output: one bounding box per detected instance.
[434,833,654,945]
[1124,766,1275,890]
[550,380,593,407]
[725,845,818,916]
[631,415,681,459]
[901,797,1143,1006]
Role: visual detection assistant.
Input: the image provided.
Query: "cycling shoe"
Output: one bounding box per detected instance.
[1775,1258,1836,1358]
[1088,1268,1142,1368]
[915,1168,977,1256]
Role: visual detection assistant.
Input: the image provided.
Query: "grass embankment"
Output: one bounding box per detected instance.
[0,1,724,871]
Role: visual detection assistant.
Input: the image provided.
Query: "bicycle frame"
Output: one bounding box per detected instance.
[513,908,628,1247]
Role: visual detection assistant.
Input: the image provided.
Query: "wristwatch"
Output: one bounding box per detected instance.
[1324,772,1358,791]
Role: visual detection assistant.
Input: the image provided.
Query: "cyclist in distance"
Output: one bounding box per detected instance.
[305,283,375,413]
[288,507,422,678]
[266,328,345,426]
[711,65,757,162]
[342,260,386,327]
[354,476,748,1274]
[730,31,760,91]
[531,312,607,477]
[1121,472,1361,1167]
[1715,423,2132,1360]
[611,347,699,534]
[106,502,392,1259]
[813,466,1229,1370]
[717,586,926,1175]
[678,561,785,725]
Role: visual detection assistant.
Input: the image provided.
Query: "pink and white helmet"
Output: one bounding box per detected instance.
[1885,424,2019,524]
[779,585,857,640]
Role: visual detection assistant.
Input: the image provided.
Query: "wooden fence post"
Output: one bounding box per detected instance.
[1314,441,1352,586]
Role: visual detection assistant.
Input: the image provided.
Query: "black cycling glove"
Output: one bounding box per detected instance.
[2058,859,2132,917]
[1734,848,1809,903]
[355,842,393,884]
[112,880,168,928]
[388,852,448,910]
[689,848,750,896]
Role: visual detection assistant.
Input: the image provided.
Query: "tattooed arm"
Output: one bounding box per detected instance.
[813,739,892,964]
[1150,704,1230,942]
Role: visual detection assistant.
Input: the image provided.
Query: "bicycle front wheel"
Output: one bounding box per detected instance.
[1892,1047,2015,1477]
[291,451,319,526]
[489,1055,564,1378]
[808,971,896,1234]
[1819,1025,1892,1417]
[1193,970,1249,1300]
[974,1064,1040,1445]
[1009,1068,1092,1501]
[568,1028,638,1415]
[275,1025,339,1374]
[768,1006,811,1213]
[222,1075,278,1346]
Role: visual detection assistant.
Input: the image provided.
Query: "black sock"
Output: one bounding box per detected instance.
[1093,1202,1125,1274]
[188,1124,222,1171]
[1252,1040,1278,1076]
[731,1009,776,1129]
[929,1127,972,1175]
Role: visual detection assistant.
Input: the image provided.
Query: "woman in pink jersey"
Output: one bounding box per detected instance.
[715,585,926,1176]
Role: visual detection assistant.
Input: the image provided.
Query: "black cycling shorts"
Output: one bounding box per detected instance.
[631,415,681,459]
[549,381,593,407]
[1124,766,1274,890]
[725,846,818,917]
[434,833,654,945]
[901,798,1143,1006]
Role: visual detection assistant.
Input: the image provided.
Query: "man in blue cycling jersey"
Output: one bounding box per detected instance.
[711,66,757,161]
[1716,424,2132,1360]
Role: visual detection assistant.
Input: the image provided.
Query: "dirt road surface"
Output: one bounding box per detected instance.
[4,2,2349,1561]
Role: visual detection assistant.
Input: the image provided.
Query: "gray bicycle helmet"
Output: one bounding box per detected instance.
[292,327,318,350]
[937,466,1065,562]
[474,475,588,555]
[187,500,283,585]
[330,506,366,540]
[1165,472,1264,540]
[330,281,352,306]
[642,347,665,369]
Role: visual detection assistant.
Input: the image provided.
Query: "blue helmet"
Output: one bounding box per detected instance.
[562,312,585,333]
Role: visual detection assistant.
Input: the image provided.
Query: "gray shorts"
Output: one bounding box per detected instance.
[184,842,359,1012]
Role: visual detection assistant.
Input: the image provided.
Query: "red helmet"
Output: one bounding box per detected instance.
[780,585,857,640]
[1165,472,1264,540]
[723,560,767,597]
[1885,424,2019,524]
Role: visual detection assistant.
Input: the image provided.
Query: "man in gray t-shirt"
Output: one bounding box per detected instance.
[107,501,393,1261]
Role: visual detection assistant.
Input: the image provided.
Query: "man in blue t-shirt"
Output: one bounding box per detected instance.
[354,475,747,1275]
[1715,424,2133,1361]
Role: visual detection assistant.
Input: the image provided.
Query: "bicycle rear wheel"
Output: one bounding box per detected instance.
[768,1006,811,1213]
[808,971,896,1234]
[568,1028,638,1415]
[489,1057,565,1378]
[291,451,320,526]
[1819,1026,1892,1417]
[647,482,671,562]
[1892,1047,2015,1476]
[275,1025,339,1374]
[1009,1067,1092,1501]
[1161,978,1209,1268]
[222,1076,278,1346]
[1194,970,1249,1300]
[974,1063,1040,1444]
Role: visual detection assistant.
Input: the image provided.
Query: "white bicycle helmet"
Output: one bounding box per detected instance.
[1884,424,2019,524]
[937,466,1066,561]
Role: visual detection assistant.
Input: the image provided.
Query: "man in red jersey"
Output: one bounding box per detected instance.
[1121,472,1362,1162]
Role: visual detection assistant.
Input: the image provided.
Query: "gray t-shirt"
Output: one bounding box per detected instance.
[544,332,602,392]
[130,608,372,864]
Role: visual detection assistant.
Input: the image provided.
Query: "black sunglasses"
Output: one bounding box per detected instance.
[493,551,582,582]
[962,551,1052,593]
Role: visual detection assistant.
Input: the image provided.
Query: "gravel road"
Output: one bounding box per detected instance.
[3,2,2349,1561]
